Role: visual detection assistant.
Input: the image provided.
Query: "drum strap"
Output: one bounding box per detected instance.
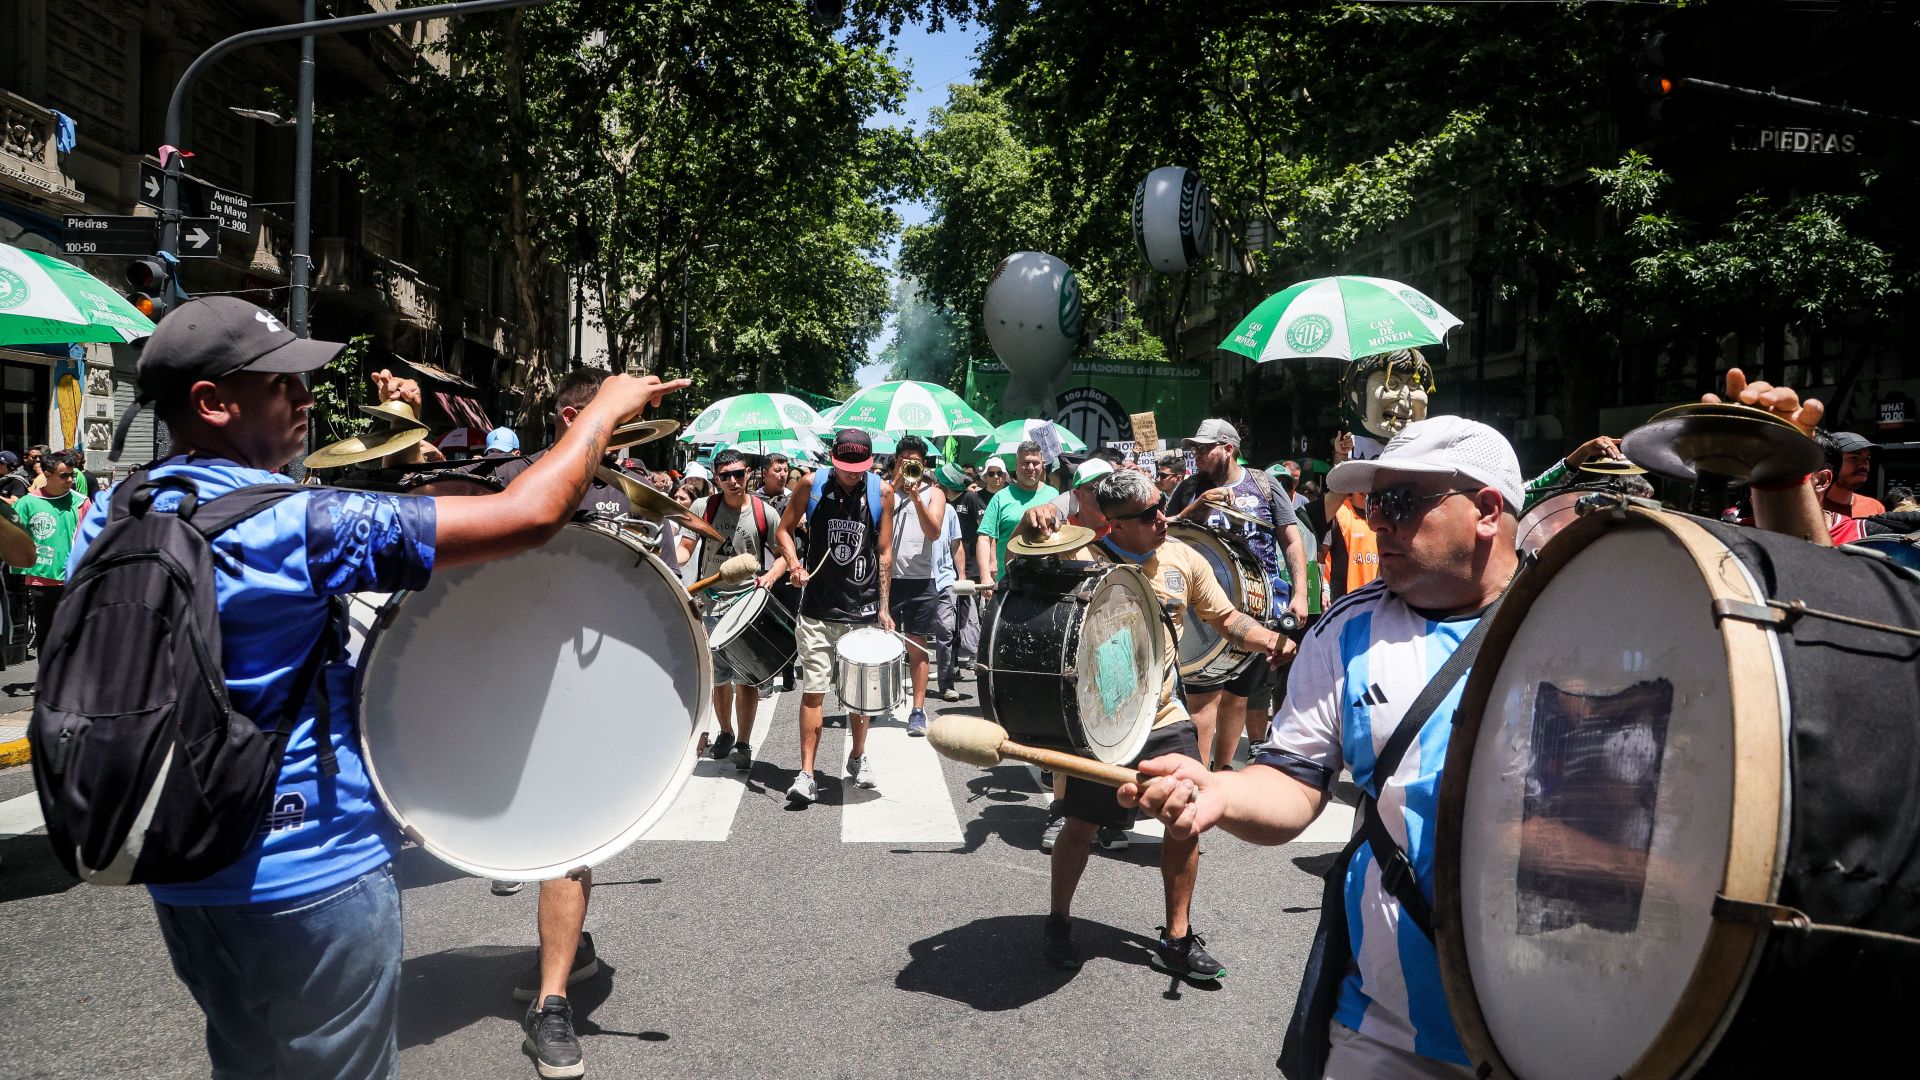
[1357,593,1505,942]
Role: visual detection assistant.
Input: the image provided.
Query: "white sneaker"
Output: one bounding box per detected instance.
[787,770,818,805]
[847,754,877,790]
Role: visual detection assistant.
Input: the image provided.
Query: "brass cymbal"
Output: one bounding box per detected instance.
[1206,502,1272,531]
[1009,522,1095,557]
[608,419,678,451]
[1621,403,1822,484]
[305,426,432,471]
[360,399,425,428]
[1577,459,1647,476]
[594,466,724,544]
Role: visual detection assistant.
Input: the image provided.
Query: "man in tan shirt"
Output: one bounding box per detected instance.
[1031,468,1281,979]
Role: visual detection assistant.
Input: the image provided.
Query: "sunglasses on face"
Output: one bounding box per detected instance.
[716,469,749,481]
[1110,502,1166,524]
[1364,485,1473,524]
[985,471,1005,478]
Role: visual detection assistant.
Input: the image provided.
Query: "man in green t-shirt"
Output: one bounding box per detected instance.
[13,450,90,653]
[976,440,1059,587]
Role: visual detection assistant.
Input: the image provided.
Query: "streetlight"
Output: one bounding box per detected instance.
[227,106,296,127]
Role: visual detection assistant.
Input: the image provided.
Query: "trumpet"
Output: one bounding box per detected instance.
[899,458,925,486]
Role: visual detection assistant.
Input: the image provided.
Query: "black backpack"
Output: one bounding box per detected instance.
[29,472,340,886]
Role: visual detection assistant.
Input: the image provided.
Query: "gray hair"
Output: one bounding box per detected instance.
[1015,439,1043,459]
[1094,468,1159,513]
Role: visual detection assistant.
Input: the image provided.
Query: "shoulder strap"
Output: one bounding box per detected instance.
[273,599,344,776]
[1357,588,1509,941]
[189,484,307,539]
[749,494,768,544]
[703,496,721,526]
[808,468,828,515]
[866,472,883,528]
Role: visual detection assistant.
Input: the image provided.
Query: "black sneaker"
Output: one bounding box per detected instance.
[1096,825,1131,851]
[1149,927,1225,981]
[1042,913,1081,970]
[512,931,600,1002]
[709,730,737,761]
[522,995,585,1079]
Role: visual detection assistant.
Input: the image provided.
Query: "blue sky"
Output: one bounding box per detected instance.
[855,18,984,388]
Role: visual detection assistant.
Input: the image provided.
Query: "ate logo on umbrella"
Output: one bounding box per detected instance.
[900,403,933,427]
[1285,315,1333,354]
[0,269,28,310]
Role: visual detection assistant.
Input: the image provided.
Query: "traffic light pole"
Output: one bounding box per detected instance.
[289,0,315,338]
[156,0,555,323]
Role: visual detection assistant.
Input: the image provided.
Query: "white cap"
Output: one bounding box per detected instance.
[1071,458,1114,488]
[684,461,711,480]
[1327,415,1524,513]
[983,456,1009,474]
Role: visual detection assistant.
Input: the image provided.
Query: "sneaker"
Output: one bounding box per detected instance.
[728,741,752,771]
[512,932,601,1002]
[1096,825,1130,851]
[847,754,877,789]
[938,687,961,702]
[787,770,818,805]
[906,708,928,737]
[1149,927,1225,981]
[522,995,585,1079]
[709,730,737,761]
[1042,913,1081,970]
[1040,811,1066,852]
[490,879,525,896]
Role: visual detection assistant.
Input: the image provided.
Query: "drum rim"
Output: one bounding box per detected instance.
[709,586,770,647]
[1165,521,1264,682]
[1435,505,1789,1080]
[1076,562,1164,766]
[355,522,712,882]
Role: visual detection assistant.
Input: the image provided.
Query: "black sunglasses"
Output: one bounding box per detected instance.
[1110,502,1167,524]
[716,469,749,481]
[1364,484,1474,524]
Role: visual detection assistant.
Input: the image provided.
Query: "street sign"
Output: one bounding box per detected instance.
[137,161,252,233]
[62,216,157,257]
[179,218,221,258]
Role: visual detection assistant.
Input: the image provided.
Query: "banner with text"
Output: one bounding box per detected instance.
[960,358,1210,461]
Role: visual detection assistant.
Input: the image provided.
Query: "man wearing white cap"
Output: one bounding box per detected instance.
[1122,415,1524,1079]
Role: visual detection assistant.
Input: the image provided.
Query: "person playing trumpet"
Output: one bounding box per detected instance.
[882,436,951,737]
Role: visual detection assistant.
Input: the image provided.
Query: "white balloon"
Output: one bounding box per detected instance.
[984,251,1082,415]
[1132,166,1212,273]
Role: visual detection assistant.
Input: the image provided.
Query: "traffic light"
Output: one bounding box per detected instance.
[1636,32,1678,127]
[124,256,169,319]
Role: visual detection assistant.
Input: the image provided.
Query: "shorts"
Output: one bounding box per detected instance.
[796,615,867,697]
[889,578,941,637]
[1189,657,1273,700]
[1062,716,1200,830]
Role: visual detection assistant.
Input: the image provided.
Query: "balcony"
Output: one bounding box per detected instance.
[0,90,84,206]
[313,236,442,328]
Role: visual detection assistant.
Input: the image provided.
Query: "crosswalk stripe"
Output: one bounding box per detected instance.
[838,720,964,845]
[0,791,45,837]
[641,692,779,842]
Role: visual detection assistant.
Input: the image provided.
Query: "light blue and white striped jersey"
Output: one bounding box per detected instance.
[1254,579,1481,1066]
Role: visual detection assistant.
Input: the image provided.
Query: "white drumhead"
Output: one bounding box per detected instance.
[837,626,903,664]
[1168,525,1241,673]
[1457,526,1735,1078]
[709,587,767,649]
[1072,565,1164,764]
[359,524,708,881]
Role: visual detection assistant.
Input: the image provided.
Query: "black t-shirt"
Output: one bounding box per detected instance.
[0,474,27,501]
[800,475,879,623]
[486,449,637,517]
[953,488,986,549]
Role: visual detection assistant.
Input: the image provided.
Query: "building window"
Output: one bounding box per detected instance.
[0,360,49,454]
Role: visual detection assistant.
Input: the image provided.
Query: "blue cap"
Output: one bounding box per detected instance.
[485,427,520,453]
[0,452,17,468]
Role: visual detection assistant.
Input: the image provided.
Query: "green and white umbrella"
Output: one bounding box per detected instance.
[974,418,1087,457]
[0,242,155,346]
[830,380,994,438]
[713,430,828,460]
[682,392,828,443]
[1219,276,1461,363]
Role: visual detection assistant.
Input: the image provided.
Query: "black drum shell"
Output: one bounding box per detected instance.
[979,559,1104,757]
[710,589,797,689]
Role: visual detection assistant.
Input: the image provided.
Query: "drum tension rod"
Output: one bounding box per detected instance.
[972,661,1078,683]
[1713,895,1920,950]
[1710,598,1920,640]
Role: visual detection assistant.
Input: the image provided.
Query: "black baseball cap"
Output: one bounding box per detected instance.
[111,296,345,460]
[832,428,874,472]
[1829,431,1879,453]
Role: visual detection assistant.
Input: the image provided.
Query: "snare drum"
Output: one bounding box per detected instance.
[833,627,907,715]
[1437,505,1920,1079]
[1515,489,1584,559]
[357,522,710,881]
[978,558,1165,765]
[709,587,797,688]
[1166,521,1271,687]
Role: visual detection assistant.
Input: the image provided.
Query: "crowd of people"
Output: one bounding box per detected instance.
[26,292,1914,1080]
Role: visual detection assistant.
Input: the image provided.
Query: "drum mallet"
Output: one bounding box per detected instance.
[686,553,760,595]
[928,716,1145,789]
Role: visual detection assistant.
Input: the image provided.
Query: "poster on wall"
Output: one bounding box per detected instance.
[962,358,1208,459]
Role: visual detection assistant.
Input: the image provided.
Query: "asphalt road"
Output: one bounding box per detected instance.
[0,682,1349,1079]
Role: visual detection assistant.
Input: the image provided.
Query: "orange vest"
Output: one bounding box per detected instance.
[1328,495,1380,596]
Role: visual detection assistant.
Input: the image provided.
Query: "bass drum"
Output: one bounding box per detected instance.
[1846,532,1920,573]
[979,558,1165,765]
[1515,489,1584,560]
[358,522,710,882]
[1436,505,1920,1079]
[1166,520,1272,686]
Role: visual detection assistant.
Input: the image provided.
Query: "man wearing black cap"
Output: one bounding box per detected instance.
[74,296,684,1080]
[1820,431,1884,518]
[0,452,27,503]
[773,428,895,804]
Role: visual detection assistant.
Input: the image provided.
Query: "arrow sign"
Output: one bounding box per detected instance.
[142,169,162,204]
[138,161,251,233]
[178,218,221,258]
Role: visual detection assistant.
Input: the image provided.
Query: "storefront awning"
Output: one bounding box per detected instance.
[433,391,491,431]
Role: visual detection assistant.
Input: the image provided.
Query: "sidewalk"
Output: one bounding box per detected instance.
[0,654,37,767]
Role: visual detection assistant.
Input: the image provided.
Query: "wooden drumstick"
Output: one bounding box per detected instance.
[687,553,759,595]
[928,716,1145,789]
